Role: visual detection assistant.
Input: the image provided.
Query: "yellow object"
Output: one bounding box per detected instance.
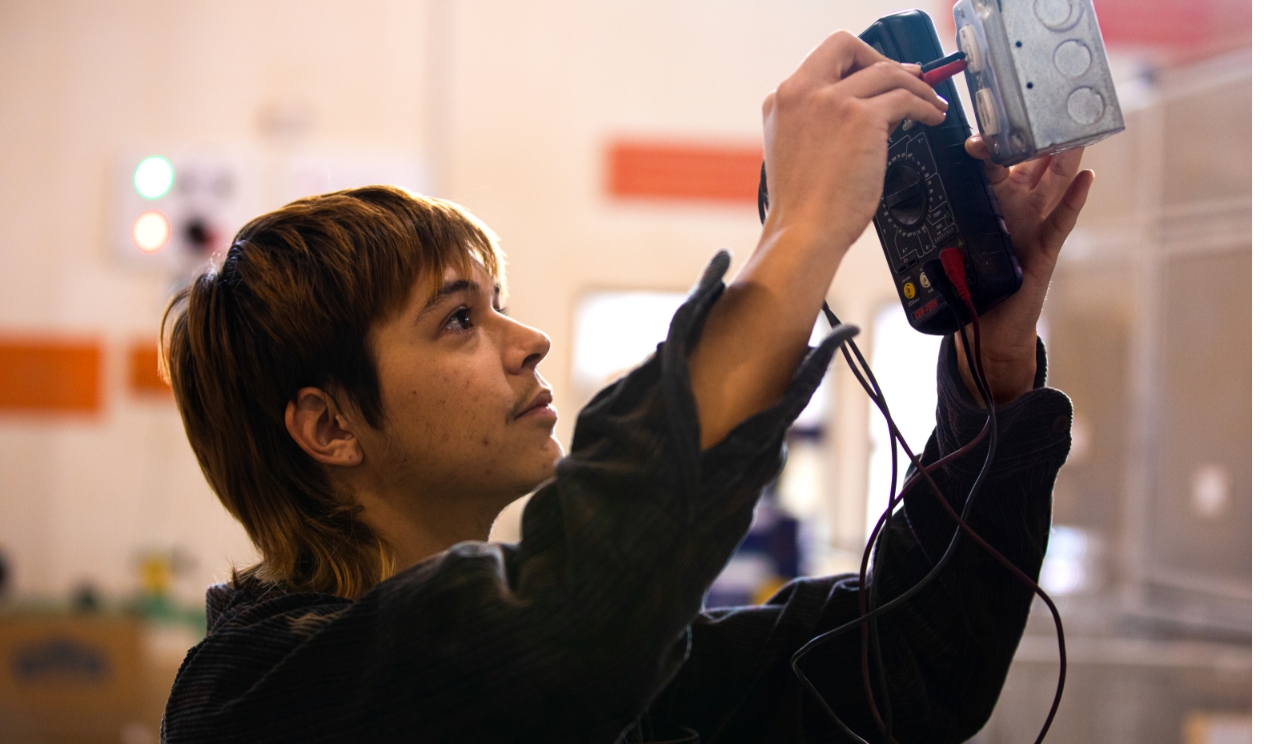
[903,282,916,299]
[751,576,789,606]
[138,554,172,597]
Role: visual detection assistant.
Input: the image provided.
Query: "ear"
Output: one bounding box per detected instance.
[285,387,364,467]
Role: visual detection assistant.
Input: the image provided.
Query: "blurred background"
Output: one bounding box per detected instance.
[0,1,1250,742]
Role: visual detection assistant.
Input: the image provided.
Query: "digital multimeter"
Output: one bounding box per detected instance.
[860,10,1022,335]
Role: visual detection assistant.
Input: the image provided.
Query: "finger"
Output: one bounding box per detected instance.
[869,88,949,131]
[1037,170,1094,254]
[1032,147,1086,209]
[964,134,1010,186]
[834,60,948,111]
[1007,155,1051,191]
[798,30,889,82]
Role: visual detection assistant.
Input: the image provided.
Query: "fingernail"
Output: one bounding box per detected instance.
[936,94,949,109]
[902,62,923,73]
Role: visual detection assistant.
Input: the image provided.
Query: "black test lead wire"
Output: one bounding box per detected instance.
[853,271,996,744]
[873,264,1068,744]
[852,252,996,743]
[762,165,999,743]
[757,166,1067,744]
[822,319,999,744]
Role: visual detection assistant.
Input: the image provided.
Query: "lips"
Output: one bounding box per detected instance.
[515,389,554,419]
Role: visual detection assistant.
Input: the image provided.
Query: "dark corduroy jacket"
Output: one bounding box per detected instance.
[162,252,1072,744]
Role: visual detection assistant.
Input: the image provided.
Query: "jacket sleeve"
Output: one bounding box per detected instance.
[650,336,1072,744]
[161,252,857,744]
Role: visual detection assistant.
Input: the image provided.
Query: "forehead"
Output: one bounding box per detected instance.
[383,236,507,321]
[410,260,501,307]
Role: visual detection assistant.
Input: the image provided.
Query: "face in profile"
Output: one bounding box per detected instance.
[355,261,563,510]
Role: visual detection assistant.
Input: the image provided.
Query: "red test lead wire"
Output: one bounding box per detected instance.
[919,53,969,88]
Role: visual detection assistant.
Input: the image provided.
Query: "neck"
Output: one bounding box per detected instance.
[353,487,512,572]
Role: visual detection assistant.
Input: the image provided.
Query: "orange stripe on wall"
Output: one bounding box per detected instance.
[129,343,171,396]
[606,141,764,203]
[0,340,101,413]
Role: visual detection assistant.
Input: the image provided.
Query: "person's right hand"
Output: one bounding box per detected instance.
[689,31,949,449]
[760,31,948,254]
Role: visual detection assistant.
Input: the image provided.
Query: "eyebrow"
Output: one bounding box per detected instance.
[415,279,503,322]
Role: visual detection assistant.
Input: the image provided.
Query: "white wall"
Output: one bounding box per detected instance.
[0,0,928,603]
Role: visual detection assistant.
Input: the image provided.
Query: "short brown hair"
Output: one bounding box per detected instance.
[163,186,505,599]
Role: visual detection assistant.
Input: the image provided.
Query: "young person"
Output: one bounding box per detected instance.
[161,31,1092,743]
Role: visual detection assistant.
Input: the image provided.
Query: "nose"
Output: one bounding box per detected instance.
[505,316,551,374]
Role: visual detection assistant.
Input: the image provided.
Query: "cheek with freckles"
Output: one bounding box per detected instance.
[383,361,514,481]
[370,331,558,498]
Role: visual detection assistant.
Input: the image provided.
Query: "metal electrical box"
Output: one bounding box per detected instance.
[954,0,1125,166]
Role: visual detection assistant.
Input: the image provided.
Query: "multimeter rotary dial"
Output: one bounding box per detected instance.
[883,160,928,227]
[878,133,960,272]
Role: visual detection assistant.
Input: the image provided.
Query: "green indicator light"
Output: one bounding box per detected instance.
[134,156,174,199]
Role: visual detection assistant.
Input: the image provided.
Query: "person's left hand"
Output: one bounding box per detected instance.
[955,134,1095,405]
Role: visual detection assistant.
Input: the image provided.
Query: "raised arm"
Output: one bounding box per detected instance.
[651,90,1095,744]
[688,31,947,448]
[650,338,1073,743]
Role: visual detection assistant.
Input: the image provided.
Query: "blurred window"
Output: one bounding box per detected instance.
[571,291,687,392]
[571,290,832,425]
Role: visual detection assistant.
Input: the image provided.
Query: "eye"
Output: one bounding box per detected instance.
[444,307,474,332]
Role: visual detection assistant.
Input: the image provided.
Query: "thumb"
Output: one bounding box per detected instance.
[965,134,1009,186]
[1037,169,1094,258]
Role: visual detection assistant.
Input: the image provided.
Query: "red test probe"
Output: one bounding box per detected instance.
[919,51,969,88]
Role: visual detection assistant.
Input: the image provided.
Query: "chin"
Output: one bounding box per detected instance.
[521,438,563,491]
